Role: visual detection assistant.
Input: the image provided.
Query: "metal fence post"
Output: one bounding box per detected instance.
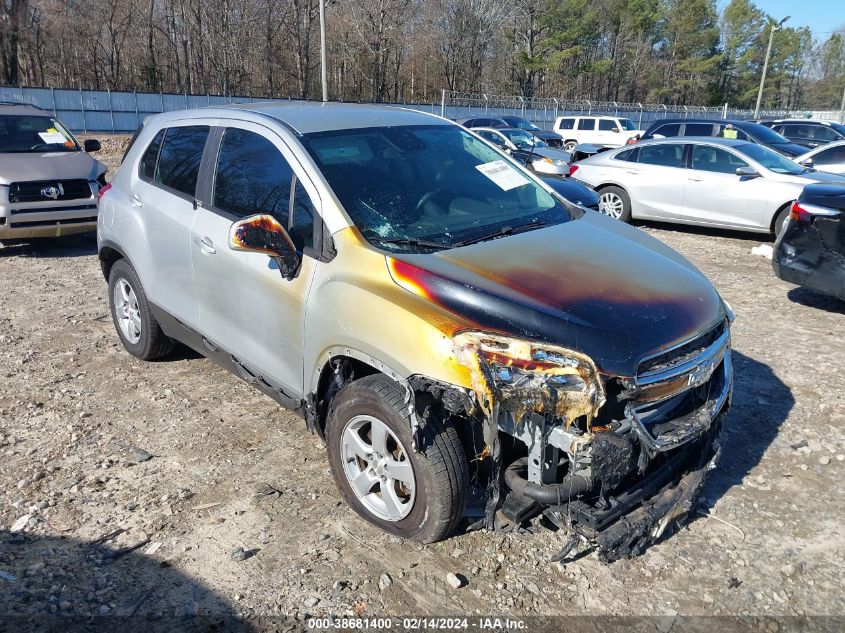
[637,103,643,129]
[185,92,189,110]
[134,90,139,127]
[553,98,559,127]
[50,87,57,118]
[108,89,115,133]
[160,90,165,113]
[440,89,445,118]
[80,88,87,133]
[586,100,592,115]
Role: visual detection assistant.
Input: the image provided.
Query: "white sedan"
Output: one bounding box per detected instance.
[571,137,845,235]
[794,140,845,175]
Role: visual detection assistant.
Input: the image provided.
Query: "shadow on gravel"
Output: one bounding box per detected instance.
[636,221,772,243]
[0,530,254,632]
[700,350,795,511]
[786,286,845,314]
[0,233,97,259]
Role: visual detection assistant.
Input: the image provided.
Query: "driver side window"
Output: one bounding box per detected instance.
[691,145,748,174]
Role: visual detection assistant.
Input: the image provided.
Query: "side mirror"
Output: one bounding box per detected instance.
[736,166,760,178]
[229,214,301,280]
[84,139,101,152]
[798,158,814,168]
[612,127,620,133]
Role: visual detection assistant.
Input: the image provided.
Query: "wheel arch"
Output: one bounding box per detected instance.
[770,200,793,234]
[98,240,128,280]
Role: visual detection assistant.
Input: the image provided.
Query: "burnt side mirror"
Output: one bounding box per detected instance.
[735,166,760,178]
[229,214,301,280]
[84,139,101,152]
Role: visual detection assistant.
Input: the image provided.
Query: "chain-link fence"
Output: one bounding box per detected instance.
[436,91,845,129]
[1,84,841,133]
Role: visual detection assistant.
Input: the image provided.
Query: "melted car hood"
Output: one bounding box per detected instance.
[394,212,725,377]
[0,151,104,185]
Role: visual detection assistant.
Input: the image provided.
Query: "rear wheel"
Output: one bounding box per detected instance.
[773,205,791,237]
[325,374,468,543]
[564,140,578,152]
[108,259,173,360]
[598,186,632,222]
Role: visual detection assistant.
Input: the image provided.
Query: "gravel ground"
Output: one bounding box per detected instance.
[1,137,844,630]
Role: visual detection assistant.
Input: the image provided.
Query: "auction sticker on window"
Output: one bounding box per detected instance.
[37,131,68,144]
[475,160,530,191]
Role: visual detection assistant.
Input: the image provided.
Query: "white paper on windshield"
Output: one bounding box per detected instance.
[37,131,67,144]
[475,160,530,191]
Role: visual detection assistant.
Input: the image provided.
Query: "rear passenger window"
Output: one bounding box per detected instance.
[684,123,714,137]
[638,144,684,168]
[578,118,596,130]
[139,130,164,181]
[155,126,209,196]
[557,118,575,130]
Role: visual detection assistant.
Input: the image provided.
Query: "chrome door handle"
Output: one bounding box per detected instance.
[194,236,216,254]
[131,194,143,208]
[625,170,639,174]
[688,176,704,181]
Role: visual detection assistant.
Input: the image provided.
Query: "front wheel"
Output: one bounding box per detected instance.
[598,186,632,222]
[564,140,578,152]
[325,374,468,543]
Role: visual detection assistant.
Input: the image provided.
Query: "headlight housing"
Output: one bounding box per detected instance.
[452,331,605,425]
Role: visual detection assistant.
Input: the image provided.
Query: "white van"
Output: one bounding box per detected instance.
[553,115,643,151]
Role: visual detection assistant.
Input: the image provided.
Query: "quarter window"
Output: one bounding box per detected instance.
[139,130,164,181]
[638,144,685,168]
[691,145,748,174]
[154,126,209,196]
[578,118,596,130]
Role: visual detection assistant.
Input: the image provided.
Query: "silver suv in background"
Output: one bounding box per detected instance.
[0,103,106,243]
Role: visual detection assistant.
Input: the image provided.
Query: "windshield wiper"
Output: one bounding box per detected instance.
[453,220,548,247]
[376,237,451,251]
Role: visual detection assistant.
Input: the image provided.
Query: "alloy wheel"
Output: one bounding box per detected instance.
[113,278,142,344]
[340,414,416,521]
[599,192,625,219]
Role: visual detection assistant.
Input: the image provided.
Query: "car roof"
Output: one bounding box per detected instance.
[153,102,449,135]
[559,114,622,119]
[764,118,837,125]
[626,136,751,148]
[646,118,757,128]
[471,126,524,134]
[0,103,48,117]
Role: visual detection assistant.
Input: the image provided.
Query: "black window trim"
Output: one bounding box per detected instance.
[199,124,329,262]
[137,123,214,205]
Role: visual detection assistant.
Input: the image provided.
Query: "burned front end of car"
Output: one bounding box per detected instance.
[454,318,733,562]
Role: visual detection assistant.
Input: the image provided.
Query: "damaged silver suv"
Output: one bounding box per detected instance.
[98,103,733,560]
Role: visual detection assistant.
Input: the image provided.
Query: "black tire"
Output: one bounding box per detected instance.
[597,185,632,222]
[108,259,173,361]
[773,204,791,237]
[325,374,468,543]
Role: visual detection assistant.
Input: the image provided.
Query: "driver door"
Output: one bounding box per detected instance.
[190,123,320,396]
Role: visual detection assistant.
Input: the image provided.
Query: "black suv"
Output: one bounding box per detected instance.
[640,118,806,157]
[760,119,845,149]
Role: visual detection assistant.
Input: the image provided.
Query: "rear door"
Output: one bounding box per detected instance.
[625,142,687,219]
[809,144,845,175]
[576,117,596,144]
[190,122,320,395]
[683,143,768,229]
[130,123,212,328]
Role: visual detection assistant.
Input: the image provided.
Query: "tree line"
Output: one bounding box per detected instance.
[1,0,843,110]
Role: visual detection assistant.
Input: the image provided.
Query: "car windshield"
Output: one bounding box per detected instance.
[501,129,547,148]
[0,115,79,153]
[618,119,638,131]
[829,122,845,136]
[301,124,575,252]
[737,142,807,175]
[504,117,540,132]
[744,123,791,144]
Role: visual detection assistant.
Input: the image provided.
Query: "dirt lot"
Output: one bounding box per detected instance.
[1,137,844,630]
